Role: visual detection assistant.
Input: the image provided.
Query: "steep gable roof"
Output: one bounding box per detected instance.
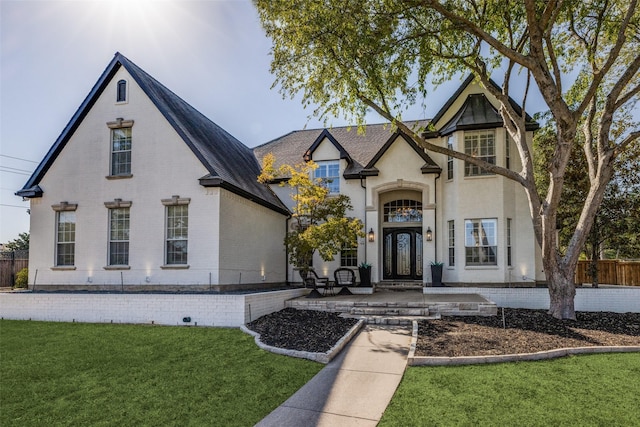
[426,74,538,137]
[17,53,287,214]
[254,120,435,178]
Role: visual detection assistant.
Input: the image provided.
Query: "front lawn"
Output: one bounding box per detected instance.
[0,320,322,426]
[380,353,640,426]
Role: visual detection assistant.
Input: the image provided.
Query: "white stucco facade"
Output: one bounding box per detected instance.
[20,54,543,290]
[25,65,287,290]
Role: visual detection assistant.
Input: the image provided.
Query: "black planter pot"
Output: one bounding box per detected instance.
[358,267,372,287]
[430,265,444,287]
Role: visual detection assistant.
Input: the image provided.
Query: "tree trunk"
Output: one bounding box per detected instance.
[545,260,577,320]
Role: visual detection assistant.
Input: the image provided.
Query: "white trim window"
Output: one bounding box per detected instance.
[507,218,512,267]
[448,220,455,266]
[464,130,495,176]
[166,205,189,265]
[111,127,132,176]
[56,211,76,266]
[465,218,497,265]
[314,161,340,194]
[340,246,357,267]
[447,135,454,180]
[108,207,130,266]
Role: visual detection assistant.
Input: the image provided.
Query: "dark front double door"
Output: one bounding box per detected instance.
[383,228,423,280]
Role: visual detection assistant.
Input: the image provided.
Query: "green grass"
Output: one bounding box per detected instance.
[380,353,640,427]
[0,320,322,427]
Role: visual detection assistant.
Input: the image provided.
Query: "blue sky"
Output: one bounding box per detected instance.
[0,0,538,244]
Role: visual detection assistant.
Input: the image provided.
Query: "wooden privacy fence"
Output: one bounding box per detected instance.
[575,260,640,286]
[0,251,29,287]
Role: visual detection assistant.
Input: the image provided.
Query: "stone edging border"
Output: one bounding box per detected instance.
[240,319,365,364]
[407,320,640,366]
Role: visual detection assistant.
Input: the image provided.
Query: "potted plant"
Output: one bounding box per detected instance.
[358,262,372,287]
[430,261,444,287]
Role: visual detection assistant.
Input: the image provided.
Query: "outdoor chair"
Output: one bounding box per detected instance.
[334,268,355,295]
[299,269,333,297]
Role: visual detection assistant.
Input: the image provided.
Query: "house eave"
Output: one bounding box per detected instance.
[15,185,43,198]
[198,176,290,216]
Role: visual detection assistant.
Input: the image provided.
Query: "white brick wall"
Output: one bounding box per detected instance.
[424,287,640,313]
[0,289,308,327]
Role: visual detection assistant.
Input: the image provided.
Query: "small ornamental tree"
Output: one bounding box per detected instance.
[258,153,364,270]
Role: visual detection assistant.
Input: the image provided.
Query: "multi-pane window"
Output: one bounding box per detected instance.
[314,161,340,194]
[447,135,454,180]
[383,200,423,223]
[464,130,495,176]
[448,220,455,266]
[340,247,357,267]
[505,130,511,170]
[117,79,127,102]
[109,208,130,265]
[507,218,512,267]
[166,205,189,265]
[465,218,497,265]
[56,211,76,266]
[111,128,132,176]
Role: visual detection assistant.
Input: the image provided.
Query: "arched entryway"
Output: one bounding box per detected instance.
[381,196,423,281]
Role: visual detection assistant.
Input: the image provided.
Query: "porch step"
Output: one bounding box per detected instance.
[340,313,438,326]
[376,282,424,291]
[350,307,429,316]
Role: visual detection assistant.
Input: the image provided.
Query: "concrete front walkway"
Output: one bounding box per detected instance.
[256,325,411,427]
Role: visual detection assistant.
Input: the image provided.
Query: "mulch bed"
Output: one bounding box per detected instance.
[416,308,640,357]
[247,308,640,357]
[246,308,359,353]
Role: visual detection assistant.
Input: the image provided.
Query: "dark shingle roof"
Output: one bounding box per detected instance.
[18,53,287,214]
[253,120,438,178]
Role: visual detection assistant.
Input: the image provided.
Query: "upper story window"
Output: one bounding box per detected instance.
[314,161,340,194]
[111,128,131,176]
[447,135,454,180]
[107,118,134,178]
[117,80,127,103]
[464,130,495,176]
[384,200,423,223]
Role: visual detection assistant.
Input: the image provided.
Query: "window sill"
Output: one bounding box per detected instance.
[464,265,499,270]
[51,266,76,271]
[103,265,131,270]
[106,174,133,180]
[160,264,190,270]
[463,174,496,180]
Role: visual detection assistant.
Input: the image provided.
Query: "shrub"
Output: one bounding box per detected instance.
[14,267,28,288]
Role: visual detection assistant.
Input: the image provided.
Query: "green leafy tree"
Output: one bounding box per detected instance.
[4,232,29,251]
[255,0,640,319]
[258,153,364,269]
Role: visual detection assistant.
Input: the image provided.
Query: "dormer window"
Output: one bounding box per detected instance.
[117,79,127,103]
[314,161,340,194]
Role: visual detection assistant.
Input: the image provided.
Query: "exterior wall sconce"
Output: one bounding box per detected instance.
[368,228,375,242]
[87,277,93,283]
[426,227,433,241]
[145,276,151,283]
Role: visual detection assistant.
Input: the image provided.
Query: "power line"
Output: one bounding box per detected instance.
[0,204,29,209]
[0,154,38,163]
[0,168,31,176]
[0,165,33,173]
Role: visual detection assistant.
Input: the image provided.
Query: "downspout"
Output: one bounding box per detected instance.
[360,174,367,263]
[285,215,291,286]
[434,172,441,263]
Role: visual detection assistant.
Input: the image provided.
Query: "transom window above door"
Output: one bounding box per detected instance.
[383,199,423,223]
